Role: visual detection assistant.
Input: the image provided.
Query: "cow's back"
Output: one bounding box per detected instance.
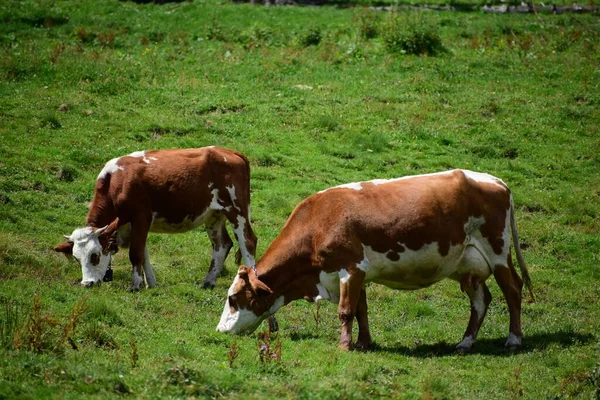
[264,169,512,285]
[88,147,249,228]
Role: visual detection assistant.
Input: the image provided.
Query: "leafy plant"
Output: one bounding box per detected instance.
[382,13,445,55]
[298,26,322,47]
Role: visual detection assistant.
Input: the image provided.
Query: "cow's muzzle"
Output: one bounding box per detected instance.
[81,280,102,288]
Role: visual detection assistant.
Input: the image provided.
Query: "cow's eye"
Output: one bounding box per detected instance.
[90,253,100,266]
[228,295,236,308]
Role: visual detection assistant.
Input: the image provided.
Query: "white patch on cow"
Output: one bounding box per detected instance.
[226,185,241,212]
[234,215,256,267]
[361,242,464,290]
[210,189,225,211]
[70,227,111,286]
[462,211,511,274]
[319,170,456,193]
[339,269,350,285]
[314,271,340,302]
[128,150,158,164]
[216,306,258,334]
[321,182,363,192]
[143,246,156,288]
[505,332,522,348]
[97,158,123,180]
[356,255,370,273]
[227,275,242,296]
[129,151,145,158]
[462,170,506,188]
[223,156,228,162]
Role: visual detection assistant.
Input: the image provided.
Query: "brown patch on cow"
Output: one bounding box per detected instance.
[54,241,74,256]
[227,267,275,317]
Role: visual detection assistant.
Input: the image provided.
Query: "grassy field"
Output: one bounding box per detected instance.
[1,0,599,398]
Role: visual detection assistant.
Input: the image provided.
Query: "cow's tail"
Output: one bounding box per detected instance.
[510,195,535,301]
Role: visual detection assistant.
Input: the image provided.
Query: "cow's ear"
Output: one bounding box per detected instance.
[54,241,74,257]
[249,273,273,297]
[237,265,250,281]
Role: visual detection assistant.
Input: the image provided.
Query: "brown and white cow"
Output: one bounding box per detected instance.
[217,169,534,352]
[54,147,257,290]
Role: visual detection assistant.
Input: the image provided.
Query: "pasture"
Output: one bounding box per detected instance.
[1,0,599,398]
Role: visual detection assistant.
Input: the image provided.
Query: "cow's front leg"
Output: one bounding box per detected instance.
[456,281,492,353]
[129,219,150,291]
[338,268,365,351]
[354,287,372,351]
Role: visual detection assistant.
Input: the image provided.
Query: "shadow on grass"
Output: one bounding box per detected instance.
[372,329,596,358]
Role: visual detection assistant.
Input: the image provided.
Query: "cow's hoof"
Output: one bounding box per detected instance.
[129,286,141,293]
[504,333,522,352]
[338,342,353,351]
[201,281,215,289]
[354,340,372,352]
[504,343,521,353]
[455,335,475,354]
[455,345,473,354]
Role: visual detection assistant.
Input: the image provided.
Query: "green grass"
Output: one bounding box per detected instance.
[1,0,599,398]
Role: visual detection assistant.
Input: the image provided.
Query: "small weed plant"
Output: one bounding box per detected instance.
[257,329,282,365]
[228,337,239,368]
[382,13,445,55]
[0,300,20,350]
[13,294,59,354]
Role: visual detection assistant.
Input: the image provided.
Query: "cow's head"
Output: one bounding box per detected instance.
[217,266,282,335]
[54,219,119,287]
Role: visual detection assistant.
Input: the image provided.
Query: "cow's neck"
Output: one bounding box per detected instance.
[86,193,116,228]
[256,240,321,306]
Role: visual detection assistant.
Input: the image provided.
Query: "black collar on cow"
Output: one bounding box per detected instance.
[103,259,113,282]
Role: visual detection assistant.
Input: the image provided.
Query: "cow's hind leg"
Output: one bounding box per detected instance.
[143,245,157,288]
[338,268,366,351]
[494,253,524,350]
[456,282,492,353]
[202,216,233,289]
[354,287,372,351]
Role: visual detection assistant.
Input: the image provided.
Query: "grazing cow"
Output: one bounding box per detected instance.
[54,147,257,290]
[217,169,534,352]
